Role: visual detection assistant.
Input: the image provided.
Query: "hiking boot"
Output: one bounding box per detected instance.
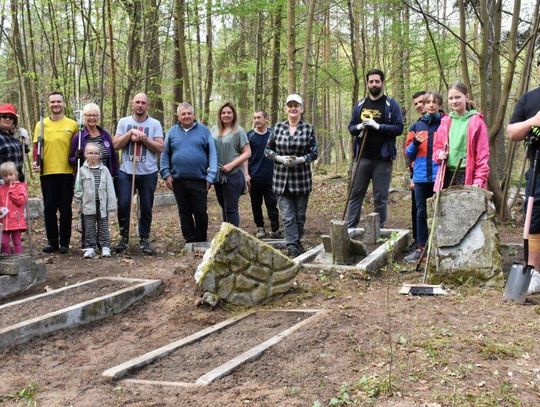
[42,244,59,253]
[139,238,155,255]
[404,248,423,263]
[287,246,301,259]
[59,246,69,254]
[256,227,266,239]
[102,247,111,258]
[83,248,96,258]
[269,230,284,239]
[114,237,128,253]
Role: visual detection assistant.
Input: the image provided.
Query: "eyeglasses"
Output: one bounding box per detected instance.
[86,152,100,155]
[0,115,15,120]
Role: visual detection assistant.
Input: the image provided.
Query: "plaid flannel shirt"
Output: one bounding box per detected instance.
[0,130,25,179]
[266,120,318,195]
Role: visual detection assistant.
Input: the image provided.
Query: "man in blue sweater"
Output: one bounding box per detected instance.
[160,102,218,243]
[247,110,282,239]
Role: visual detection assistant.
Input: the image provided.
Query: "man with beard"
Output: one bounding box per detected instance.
[345,69,404,228]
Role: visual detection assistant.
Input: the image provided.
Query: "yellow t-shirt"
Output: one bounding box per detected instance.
[33,117,79,175]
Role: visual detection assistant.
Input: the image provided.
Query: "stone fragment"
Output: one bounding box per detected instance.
[195,223,300,306]
[0,254,47,299]
[364,212,380,244]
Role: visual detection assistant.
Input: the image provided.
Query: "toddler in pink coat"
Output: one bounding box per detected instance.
[0,161,28,254]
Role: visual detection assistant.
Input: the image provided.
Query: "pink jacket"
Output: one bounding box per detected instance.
[0,182,28,231]
[433,113,490,191]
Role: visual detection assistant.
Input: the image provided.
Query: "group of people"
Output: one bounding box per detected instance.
[2,59,540,264]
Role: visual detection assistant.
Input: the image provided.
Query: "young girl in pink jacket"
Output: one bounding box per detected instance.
[0,161,28,254]
[433,82,490,191]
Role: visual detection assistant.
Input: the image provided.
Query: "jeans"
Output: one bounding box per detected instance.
[249,180,280,231]
[117,170,157,239]
[277,192,309,251]
[2,230,22,254]
[214,170,244,227]
[414,182,435,247]
[346,158,393,228]
[172,178,209,242]
[411,186,417,243]
[40,173,74,247]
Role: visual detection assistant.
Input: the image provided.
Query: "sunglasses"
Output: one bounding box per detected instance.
[0,114,15,120]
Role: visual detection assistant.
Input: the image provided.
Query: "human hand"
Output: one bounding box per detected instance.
[286,156,306,166]
[414,132,427,143]
[356,123,365,131]
[438,150,448,161]
[74,149,83,159]
[165,176,173,190]
[274,155,289,165]
[32,161,40,172]
[245,174,251,190]
[363,118,380,130]
[221,163,234,173]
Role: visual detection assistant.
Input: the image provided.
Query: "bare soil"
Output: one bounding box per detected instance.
[0,175,539,407]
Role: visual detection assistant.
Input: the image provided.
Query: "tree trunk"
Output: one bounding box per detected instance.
[270,1,282,124]
[203,0,213,124]
[287,0,296,93]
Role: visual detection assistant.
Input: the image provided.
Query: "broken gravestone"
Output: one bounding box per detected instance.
[0,254,47,299]
[194,223,300,306]
[427,186,503,286]
[324,220,367,265]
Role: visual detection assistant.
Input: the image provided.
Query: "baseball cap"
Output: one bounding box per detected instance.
[285,94,303,105]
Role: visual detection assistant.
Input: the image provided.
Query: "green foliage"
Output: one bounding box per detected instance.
[0,382,39,407]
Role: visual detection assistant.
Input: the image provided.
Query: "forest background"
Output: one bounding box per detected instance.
[0,0,539,219]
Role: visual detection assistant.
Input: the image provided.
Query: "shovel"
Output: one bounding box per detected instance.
[504,147,539,303]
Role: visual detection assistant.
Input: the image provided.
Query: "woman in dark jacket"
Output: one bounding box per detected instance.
[0,104,27,182]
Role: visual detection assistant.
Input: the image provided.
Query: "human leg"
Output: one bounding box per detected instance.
[1,231,11,254]
[414,182,434,247]
[57,174,74,249]
[40,175,59,249]
[214,183,226,222]
[372,160,393,228]
[116,171,132,239]
[172,179,196,242]
[249,181,265,228]
[11,230,23,254]
[262,181,280,233]
[135,172,158,239]
[411,186,417,244]
[221,171,243,227]
[82,213,98,249]
[189,179,209,242]
[346,158,375,228]
[277,193,300,254]
[294,193,310,241]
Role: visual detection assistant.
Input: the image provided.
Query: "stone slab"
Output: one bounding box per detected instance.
[0,254,47,299]
[104,309,323,387]
[0,276,161,349]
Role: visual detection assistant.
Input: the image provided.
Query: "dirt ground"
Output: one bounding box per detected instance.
[0,175,539,407]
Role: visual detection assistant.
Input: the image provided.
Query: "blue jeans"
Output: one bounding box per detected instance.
[214,170,244,227]
[117,170,158,239]
[346,158,393,228]
[277,192,309,251]
[414,182,434,246]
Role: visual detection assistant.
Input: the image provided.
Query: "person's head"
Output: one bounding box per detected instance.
[448,82,475,115]
[253,110,269,130]
[131,93,149,118]
[84,143,101,166]
[83,103,101,128]
[424,91,443,115]
[285,94,304,122]
[0,104,18,131]
[48,91,65,117]
[0,161,18,184]
[365,69,385,99]
[177,102,195,128]
[217,102,238,134]
[412,91,427,115]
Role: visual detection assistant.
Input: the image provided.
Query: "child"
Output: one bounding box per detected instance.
[75,143,117,258]
[0,162,28,255]
[433,82,490,190]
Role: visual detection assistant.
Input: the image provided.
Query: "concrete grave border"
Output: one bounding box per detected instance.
[296,228,410,273]
[0,276,161,349]
[103,309,324,387]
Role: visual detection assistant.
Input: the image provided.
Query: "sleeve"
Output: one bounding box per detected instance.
[105,171,117,211]
[68,133,80,167]
[152,119,164,140]
[159,129,172,180]
[348,103,362,136]
[433,118,449,165]
[206,130,218,184]
[265,125,278,159]
[237,128,249,149]
[472,116,490,188]
[405,129,418,161]
[8,184,27,207]
[508,95,526,124]
[379,99,404,137]
[302,125,318,164]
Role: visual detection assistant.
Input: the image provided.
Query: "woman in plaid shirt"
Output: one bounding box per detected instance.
[265,94,318,258]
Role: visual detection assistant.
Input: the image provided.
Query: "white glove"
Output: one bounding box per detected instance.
[356,123,365,131]
[364,118,380,130]
[285,156,306,166]
[274,155,288,164]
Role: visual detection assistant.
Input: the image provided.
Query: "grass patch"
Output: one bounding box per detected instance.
[479,340,522,360]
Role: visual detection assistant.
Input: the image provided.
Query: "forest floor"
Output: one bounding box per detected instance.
[0,173,539,407]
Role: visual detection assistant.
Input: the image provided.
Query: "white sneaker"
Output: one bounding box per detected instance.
[102,247,111,258]
[83,248,96,258]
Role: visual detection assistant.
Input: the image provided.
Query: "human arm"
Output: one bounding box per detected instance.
[221,143,251,173]
[159,130,172,181]
[507,97,540,141]
[472,115,490,188]
[68,132,84,167]
[377,98,404,136]
[432,117,450,164]
[206,130,218,184]
[105,171,118,211]
[347,103,364,136]
[8,183,27,207]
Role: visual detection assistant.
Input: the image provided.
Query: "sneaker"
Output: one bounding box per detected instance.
[256,227,266,239]
[83,248,96,258]
[42,244,59,253]
[59,246,69,254]
[114,237,128,253]
[102,247,111,258]
[404,248,423,263]
[269,230,284,239]
[287,246,301,259]
[139,238,155,255]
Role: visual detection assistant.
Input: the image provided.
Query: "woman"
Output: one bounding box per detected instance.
[211,102,251,227]
[0,104,26,182]
[404,92,444,262]
[265,94,318,258]
[69,103,118,178]
[433,82,489,190]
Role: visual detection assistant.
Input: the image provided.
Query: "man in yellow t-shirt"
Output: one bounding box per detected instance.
[33,91,79,253]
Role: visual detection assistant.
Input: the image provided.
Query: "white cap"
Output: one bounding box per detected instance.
[285,94,303,105]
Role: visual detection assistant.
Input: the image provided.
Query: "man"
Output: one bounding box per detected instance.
[160,102,217,243]
[247,110,282,239]
[346,69,404,228]
[33,92,79,253]
[407,91,426,251]
[113,93,164,255]
[507,54,540,292]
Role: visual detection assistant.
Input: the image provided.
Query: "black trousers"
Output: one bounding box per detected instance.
[249,180,280,232]
[172,178,209,242]
[40,173,74,247]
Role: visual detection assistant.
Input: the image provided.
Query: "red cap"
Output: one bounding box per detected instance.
[0,104,17,117]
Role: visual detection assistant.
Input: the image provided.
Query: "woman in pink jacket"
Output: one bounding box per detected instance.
[433,82,490,191]
[0,161,28,254]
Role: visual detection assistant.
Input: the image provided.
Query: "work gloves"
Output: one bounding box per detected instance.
[363,118,380,130]
[274,155,306,167]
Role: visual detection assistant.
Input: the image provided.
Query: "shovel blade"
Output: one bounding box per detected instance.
[504,264,533,304]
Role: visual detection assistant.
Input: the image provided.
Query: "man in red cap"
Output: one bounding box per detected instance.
[0,103,26,182]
